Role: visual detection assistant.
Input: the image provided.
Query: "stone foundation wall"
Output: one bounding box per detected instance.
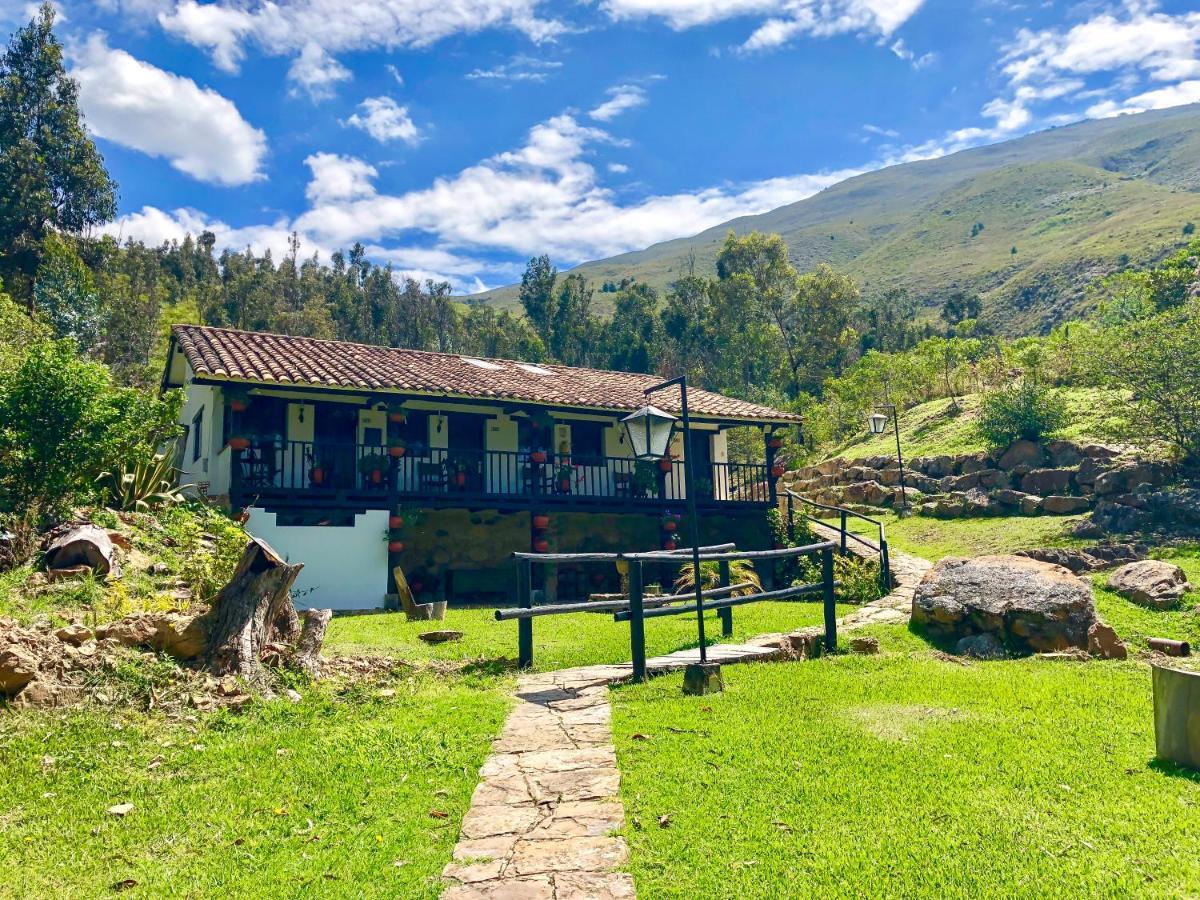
[395,507,773,604]
[783,439,1176,520]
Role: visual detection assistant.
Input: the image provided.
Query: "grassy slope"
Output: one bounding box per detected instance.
[326,601,852,672]
[612,627,1200,898]
[0,673,511,899]
[825,388,1126,461]
[475,104,1200,332]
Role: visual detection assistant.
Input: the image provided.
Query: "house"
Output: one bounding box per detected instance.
[163,324,800,610]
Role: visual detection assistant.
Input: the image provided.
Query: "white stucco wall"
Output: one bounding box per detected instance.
[244,507,389,611]
[178,369,229,498]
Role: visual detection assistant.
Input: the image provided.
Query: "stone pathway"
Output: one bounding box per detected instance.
[442,538,931,898]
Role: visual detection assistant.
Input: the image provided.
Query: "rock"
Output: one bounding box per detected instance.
[1106,560,1192,609]
[1015,545,1145,573]
[0,645,39,694]
[849,637,879,654]
[993,488,1031,508]
[955,633,1007,660]
[54,623,93,646]
[1021,468,1074,496]
[1070,518,1107,539]
[106,531,132,551]
[417,630,465,644]
[959,454,993,475]
[1044,440,1083,468]
[925,455,956,478]
[978,469,1011,489]
[1043,495,1091,515]
[95,618,157,647]
[911,555,1098,654]
[45,565,92,583]
[941,473,980,492]
[95,613,207,658]
[932,496,967,519]
[998,439,1045,471]
[1087,622,1128,660]
[814,459,842,477]
[15,679,59,707]
[1074,457,1110,489]
[1021,495,1045,515]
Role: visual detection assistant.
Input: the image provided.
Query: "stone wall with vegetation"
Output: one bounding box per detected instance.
[783,438,1176,522]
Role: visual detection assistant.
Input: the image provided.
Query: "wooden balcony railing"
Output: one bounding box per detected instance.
[230,440,772,508]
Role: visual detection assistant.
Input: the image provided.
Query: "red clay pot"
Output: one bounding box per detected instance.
[229,399,248,413]
[388,412,406,423]
[388,515,403,529]
[658,458,673,472]
[768,437,783,449]
[771,464,786,478]
[454,472,467,487]
[663,539,677,551]
[310,467,325,485]
[533,539,549,553]
[532,514,550,529]
[388,540,405,553]
[663,520,677,532]
[530,450,547,464]
[370,469,383,484]
[388,445,406,458]
[227,437,250,451]
[558,479,571,493]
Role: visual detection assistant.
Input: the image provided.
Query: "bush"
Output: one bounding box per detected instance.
[0,338,181,519]
[975,381,1069,448]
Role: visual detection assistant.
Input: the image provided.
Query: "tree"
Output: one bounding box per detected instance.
[858,287,917,353]
[0,4,116,300]
[940,291,982,330]
[600,282,662,373]
[716,231,799,387]
[788,264,859,394]
[33,232,100,349]
[975,380,1069,448]
[518,254,557,349]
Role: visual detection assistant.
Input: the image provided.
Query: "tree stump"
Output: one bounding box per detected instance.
[1152,664,1200,770]
[682,662,724,696]
[202,537,305,677]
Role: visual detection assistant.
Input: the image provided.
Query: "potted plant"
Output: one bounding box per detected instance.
[227,387,252,412]
[661,511,680,532]
[387,403,407,423]
[768,435,784,449]
[632,460,657,497]
[358,452,389,484]
[446,456,472,487]
[388,538,405,553]
[532,513,550,530]
[227,435,250,451]
[555,464,575,494]
[389,513,404,529]
[388,438,407,458]
[533,537,550,553]
[771,461,787,478]
[658,454,674,473]
[530,449,548,464]
[663,536,678,551]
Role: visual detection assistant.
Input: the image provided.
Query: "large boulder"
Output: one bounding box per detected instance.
[998,439,1046,471]
[1043,495,1091,515]
[1021,468,1074,496]
[912,555,1098,654]
[1106,560,1192,609]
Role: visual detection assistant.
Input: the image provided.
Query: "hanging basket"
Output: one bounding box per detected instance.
[388,412,406,423]
[530,450,547,464]
[388,540,405,553]
[771,464,786,478]
[388,445,406,458]
[227,436,250,451]
[663,520,677,532]
[310,467,326,485]
[532,514,550,530]
[768,437,784,449]
[533,539,550,553]
[389,514,404,529]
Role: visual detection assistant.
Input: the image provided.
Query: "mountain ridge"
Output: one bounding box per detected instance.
[472,104,1200,334]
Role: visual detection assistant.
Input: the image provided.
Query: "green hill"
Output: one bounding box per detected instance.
[476,104,1200,334]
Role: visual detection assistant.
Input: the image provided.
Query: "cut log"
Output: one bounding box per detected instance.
[1153,664,1200,770]
[45,524,119,578]
[201,537,304,677]
[293,608,332,677]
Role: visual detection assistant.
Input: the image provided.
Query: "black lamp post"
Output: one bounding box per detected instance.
[622,375,709,664]
[869,405,909,514]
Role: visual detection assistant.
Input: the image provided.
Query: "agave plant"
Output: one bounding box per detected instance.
[97,452,189,511]
[673,558,762,597]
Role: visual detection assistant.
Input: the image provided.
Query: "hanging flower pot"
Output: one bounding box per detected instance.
[658,457,673,472]
[530,450,547,464]
[388,412,406,423]
[370,469,383,483]
[532,514,550,530]
[533,539,550,553]
[558,478,571,493]
[663,519,677,532]
[388,540,405,553]
[388,443,406,458]
[389,514,404,529]
[454,472,467,487]
[230,399,248,413]
[768,437,784,449]
[310,466,326,485]
[663,538,677,551]
[227,436,250,451]
[771,463,786,478]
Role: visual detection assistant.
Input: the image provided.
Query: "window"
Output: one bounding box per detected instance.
[572,421,605,461]
[191,409,204,461]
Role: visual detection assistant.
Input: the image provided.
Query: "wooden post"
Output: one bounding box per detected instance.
[786,491,796,543]
[517,558,533,669]
[717,559,733,638]
[822,545,837,653]
[839,509,848,553]
[628,559,647,683]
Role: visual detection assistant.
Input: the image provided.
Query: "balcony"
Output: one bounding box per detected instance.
[229,440,774,512]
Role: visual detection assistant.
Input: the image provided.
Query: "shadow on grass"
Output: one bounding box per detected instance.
[1147,757,1200,783]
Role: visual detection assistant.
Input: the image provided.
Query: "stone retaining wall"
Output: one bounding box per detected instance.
[783,439,1175,521]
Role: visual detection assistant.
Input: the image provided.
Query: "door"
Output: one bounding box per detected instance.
[316,405,358,489]
[447,414,487,491]
[688,431,714,500]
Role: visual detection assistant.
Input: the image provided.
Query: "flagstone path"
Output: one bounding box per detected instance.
[441,542,931,899]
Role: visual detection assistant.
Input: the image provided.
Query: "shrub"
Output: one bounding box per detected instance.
[795,553,883,604]
[975,381,1069,448]
[0,338,181,519]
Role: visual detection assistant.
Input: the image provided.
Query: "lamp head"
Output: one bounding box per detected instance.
[621,405,677,460]
[868,412,889,435]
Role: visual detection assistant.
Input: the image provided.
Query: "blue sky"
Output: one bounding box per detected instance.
[3,0,1200,292]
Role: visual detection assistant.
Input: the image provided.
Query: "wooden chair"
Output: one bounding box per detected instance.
[419,461,445,492]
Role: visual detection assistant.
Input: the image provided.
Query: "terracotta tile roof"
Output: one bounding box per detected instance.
[170,325,800,424]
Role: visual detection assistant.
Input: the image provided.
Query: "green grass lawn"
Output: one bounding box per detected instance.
[0,672,511,899]
[611,626,1200,898]
[828,389,1129,462]
[1092,548,1200,653]
[325,601,853,672]
[830,510,1089,561]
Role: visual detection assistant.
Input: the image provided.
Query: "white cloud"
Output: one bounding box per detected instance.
[608,162,630,173]
[890,38,935,70]
[589,85,647,121]
[1087,78,1200,117]
[599,0,925,50]
[158,0,564,94]
[466,54,562,83]
[287,41,351,100]
[344,96,420,144]
[69,33,266,186]
[862,123,899,138]
[304,153,378,204]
